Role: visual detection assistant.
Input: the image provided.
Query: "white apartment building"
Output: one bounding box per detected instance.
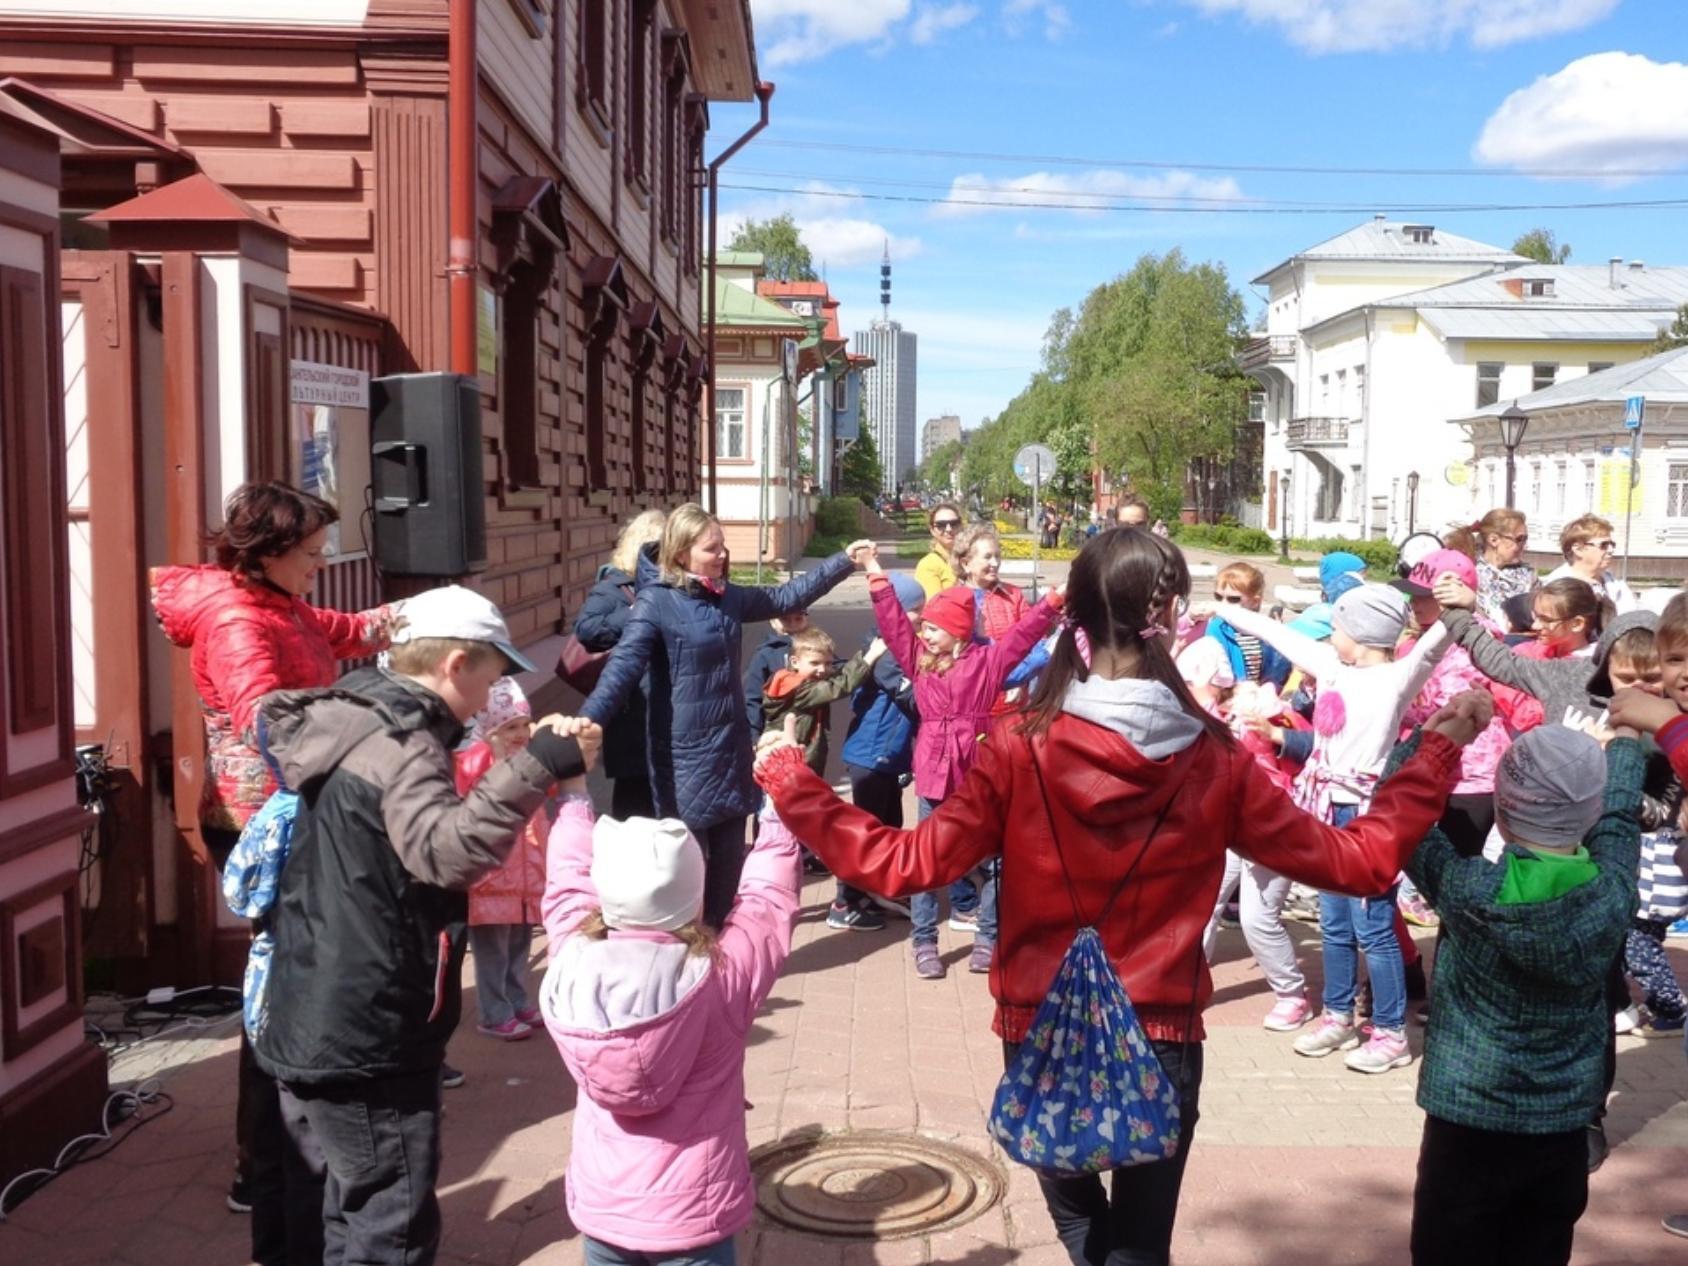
[853,319,918,491]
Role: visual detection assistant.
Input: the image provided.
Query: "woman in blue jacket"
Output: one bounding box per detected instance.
[581,503,871,924]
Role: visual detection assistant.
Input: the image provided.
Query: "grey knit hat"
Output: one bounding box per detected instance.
[1332,584,1410,650]
[1494,726,1607,848]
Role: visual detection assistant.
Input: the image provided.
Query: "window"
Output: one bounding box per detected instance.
[578,0,610,133]
[627,306,662,494]
[1669,463,1688,519]
[581,257,627,492]
[1556,461,1568,516]
[1531,462,1542,515]
[716,386,747,460]
[1349,464,1363,521]
[1524,279,1555,297]
[1354,364,1366,417]
[506,0,545,38]
[500,265,543,488]
[1247,391,1265,422]
[1476,362,1503,409]
[1584,461,1596,511]
[659,31,687,244]
[1335,368,1347,418]
[682,99,705,277]
[1315,463,1344,521]
[1404,224,1435,244]
[1589,362,1614,374]
[1319,373,1329,411]
[626,0,656,189]
[1486,463,1497,510]
[1532,362,1558,392]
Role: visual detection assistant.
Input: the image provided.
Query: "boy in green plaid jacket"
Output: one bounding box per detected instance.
[1401,722,1643,1266]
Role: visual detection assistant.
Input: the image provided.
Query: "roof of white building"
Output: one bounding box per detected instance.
[1301,264,1688,343]
[1459,345,1688,421]
[1251,216,1524,284]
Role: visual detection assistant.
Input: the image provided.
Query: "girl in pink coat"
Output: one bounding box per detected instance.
[539,774,800,1265]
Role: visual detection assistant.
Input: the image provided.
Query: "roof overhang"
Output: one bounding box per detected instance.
[674,0,758,101]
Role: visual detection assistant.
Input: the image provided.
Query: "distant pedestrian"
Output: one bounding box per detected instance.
[1116,495,1150,528]
[579,504,871,925]
[570,509,666,819]
[916,501,964,598]
[539,790,800,1266]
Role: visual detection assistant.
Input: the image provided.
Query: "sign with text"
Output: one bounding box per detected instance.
[1597,457,1642,518]
[290,360,368,408]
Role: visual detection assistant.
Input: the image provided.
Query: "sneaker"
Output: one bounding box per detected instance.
[1344,1028,1412,1074]
[1586,1123,1609,1174]
[1294,1012,1360,1058]
[440,1063,466,1089]
[947,908,979,933]
[1637,1010,1687,1038]
[477,1018,533,1041]
[1399,892,1439,929]
[826,901,886,932]
[1263,995,1312,1032]
[1218,902,1241,930]
[1663,1213,1688,1239]
[1667,918,1688,940]
[866,892,911,919]
[1405,957,1428,1002]
[226,1178,253,1215]
[514,1006,543,1027]
[1282,893,1322,924]
[914,944,946,980]
[968,941,993,974]
[1614,1004,1641,1035]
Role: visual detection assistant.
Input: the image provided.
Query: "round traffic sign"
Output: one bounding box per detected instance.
[1013,442,1057,488]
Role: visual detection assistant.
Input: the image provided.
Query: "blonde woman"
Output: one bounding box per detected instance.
[580,503,873,924]
[1545,514,1640,614]
[572,509,668,818]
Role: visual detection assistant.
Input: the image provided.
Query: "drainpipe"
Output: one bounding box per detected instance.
[448,0,479,376]
[704,81,774,515]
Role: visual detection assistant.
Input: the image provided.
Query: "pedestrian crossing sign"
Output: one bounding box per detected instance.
[1625,395,1645,430]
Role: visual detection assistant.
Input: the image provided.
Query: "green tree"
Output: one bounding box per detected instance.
[838,425,883,506]
[726,213,817,282]
[920,437,964,492]
[1655,303,1688,352]
[1512,228,1572,264]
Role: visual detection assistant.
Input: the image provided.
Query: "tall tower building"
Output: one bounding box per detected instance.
[851,243,918,491]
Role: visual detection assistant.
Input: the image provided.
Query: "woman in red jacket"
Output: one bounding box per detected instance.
[755,528,1489,1266]
[151,480,391,1266]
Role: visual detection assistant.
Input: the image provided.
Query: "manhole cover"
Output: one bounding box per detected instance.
[750,1130,1005,1240]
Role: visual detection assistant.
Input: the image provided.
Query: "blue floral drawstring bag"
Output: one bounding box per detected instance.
[988,751,1195,1176]
[223,718,298,1042]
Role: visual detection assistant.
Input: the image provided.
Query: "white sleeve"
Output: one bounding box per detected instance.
[1212,604,1342,680]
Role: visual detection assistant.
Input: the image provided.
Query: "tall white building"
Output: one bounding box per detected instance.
[852,246,918,491]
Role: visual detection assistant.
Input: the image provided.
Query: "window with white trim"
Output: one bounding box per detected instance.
[1556,461,1567,515]
[1584,460,1596,511]
[715,386,747,460]
[1531,461,1542,515]
[1476,362,1502,409]
[1669,463,1688,519]
[1532,362,1558,392]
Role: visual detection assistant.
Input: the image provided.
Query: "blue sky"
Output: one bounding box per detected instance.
[711,1,1688,432]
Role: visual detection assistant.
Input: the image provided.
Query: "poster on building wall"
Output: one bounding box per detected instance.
[1596,456,1642,519]
[291,360,371,557]
[477,286,498,380]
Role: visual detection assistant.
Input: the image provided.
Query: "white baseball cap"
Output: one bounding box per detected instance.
[390,585,536,673]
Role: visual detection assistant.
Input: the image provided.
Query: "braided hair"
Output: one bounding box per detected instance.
[1021,527,1232,743]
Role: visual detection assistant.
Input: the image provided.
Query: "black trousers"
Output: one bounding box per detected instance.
[280,1069,444,1266]
[1411,1115,1587,1266]
[698,818,749,929]
[842,764,906,907]
[240,1034,326,1266]
[611,777,655,820]
[1002,1038,1203,1266]
[1440,794,1496,859]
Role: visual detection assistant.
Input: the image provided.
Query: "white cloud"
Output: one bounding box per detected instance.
[722,181,923,269]
[929,169,1245,218]
[909,2,980,44]
[753,0,911,67]
[1474,51,1688,181]
[1004,0,1071,39]
[1177,0,1617,54]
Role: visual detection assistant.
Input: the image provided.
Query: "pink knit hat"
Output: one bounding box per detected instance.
[470,677,532,742]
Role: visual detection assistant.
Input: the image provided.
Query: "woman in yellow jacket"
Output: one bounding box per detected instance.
[916,501,964,597]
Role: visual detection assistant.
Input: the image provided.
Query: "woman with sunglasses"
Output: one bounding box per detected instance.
[1472,510,1534,626]
[1545,514,1640,614]
[916,502,965,599]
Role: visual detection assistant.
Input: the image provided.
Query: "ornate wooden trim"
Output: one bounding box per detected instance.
[0,872,81,1059]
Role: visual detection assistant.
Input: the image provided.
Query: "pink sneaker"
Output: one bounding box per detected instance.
[1344,1027,1412,1074]
[476,1017,533,1041]
[514,1006,542,1027]
[1263,995,1312,1032]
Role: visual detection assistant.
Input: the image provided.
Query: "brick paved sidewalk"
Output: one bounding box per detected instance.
[7,884,1687,1266]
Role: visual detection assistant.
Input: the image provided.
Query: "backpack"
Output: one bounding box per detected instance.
[987,748,1197,1176]
[222,788,299,1041]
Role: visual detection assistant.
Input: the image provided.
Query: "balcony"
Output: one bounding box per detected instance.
[1285,417,1351,450]
[1238,334,1296,372]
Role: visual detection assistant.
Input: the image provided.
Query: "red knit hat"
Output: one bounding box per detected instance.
[922,586,977,641]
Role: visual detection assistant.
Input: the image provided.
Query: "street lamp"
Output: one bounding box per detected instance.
[1279,469,1291,559]
[1499,403,1530,509]
[1406,470,1420,534]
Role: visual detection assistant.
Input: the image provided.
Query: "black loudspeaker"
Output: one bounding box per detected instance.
[370,372,487,576]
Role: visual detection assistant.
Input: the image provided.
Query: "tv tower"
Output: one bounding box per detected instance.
[880,240,891,322]
[854,240,918,493]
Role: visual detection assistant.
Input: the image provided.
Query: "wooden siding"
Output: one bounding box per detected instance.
[478,0,553,155]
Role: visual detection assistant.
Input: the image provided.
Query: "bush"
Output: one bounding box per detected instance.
[1291,535,1398,573]
[1000,537,1078,561]
[816,496,861,538]
[1168,523,1277,555]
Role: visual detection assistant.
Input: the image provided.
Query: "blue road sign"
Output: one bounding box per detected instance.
[1625,395,1645,430]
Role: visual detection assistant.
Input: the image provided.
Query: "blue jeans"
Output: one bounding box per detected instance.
[1319,805,1405,1032]
[583,1235,735,1265]
[909,796,998,947]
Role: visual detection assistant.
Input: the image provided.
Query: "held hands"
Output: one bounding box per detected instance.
[534,714,604,771]
[1607,686,1680,737]
[1431,574,1477,611]
[369,607,408,646]
[866,636,889,663]
[846,540,877,568]
[1421,689,1495,748]
[755,713,802,772]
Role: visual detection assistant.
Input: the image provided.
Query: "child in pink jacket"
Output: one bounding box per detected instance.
[863,548,1063,981]
[539,774,800,1265]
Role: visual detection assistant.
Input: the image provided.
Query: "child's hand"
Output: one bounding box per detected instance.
[1608,687,1680,736]
[535,715,604,770]
[1432,574,1477,611]
[1188,600,1219,621]
[1422,689,1495,747]
[755,714,801,769]
[845,539,877,568]
[866,637,888,662]
[1238,714,1285,749]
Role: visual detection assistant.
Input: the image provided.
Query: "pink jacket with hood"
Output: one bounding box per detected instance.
[539,798,800,1253]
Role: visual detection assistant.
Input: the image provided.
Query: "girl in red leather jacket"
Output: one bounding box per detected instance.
[756,528,1488,1266]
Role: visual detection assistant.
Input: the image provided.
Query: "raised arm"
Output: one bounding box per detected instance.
[580,595,661,725]
[735,552,855,624]
[1395,620,1453,703]
[757,739,1007,897]
[1211,603,1342,682]
[1438,608,1557,701]
[541,794,598,943]
[786,650,875,712]
[715,808,803,1027]
[869,574,922,680]
[307,602,390,661]
[1587,736,1645,873]
[980,593,1064,692]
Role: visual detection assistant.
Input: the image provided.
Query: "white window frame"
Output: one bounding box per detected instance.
[1669,462,1688,520]
[1584,460,1597,512]
[715,383,749,461]
[1476,362,1503,409]
[1532,362,1558,393]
